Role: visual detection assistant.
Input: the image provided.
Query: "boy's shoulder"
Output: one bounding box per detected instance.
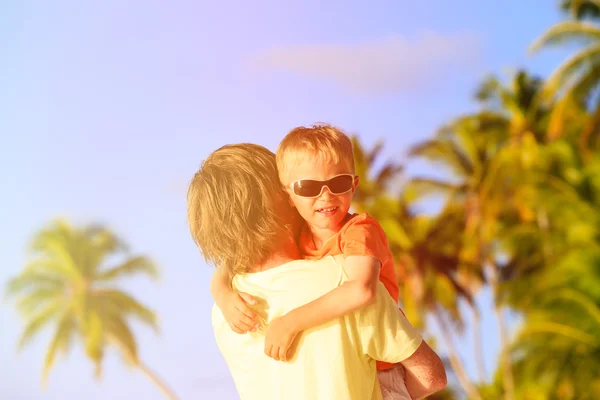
[341,212,385,233]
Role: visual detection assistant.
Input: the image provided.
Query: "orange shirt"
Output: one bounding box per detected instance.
[298,213,399,303]
[298,213,401,371]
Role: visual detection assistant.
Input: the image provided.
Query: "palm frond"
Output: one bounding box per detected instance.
[404,178,462,200]
[378,217,413,249]
[409,138,474,178]
[365,141,384,166]
[95,256,159,281]
[22,259,73,278]
[544,43,600,97]
[16,287,65,316]
[5,267,67,298]
[547,94,585,139]
[29,222,81,278]
[42,313,76,385]
[530,21,600,53]
[546,288,600,326]
[450,111,509,134]
[95,289,158,331]
[83,225,126,276]
[373,163,404,188]
[518,321,598,346]
[568,61,600,106]
[105,314,139,365]
[351,136,367,170]
[83,312,105,378]
[561,0,600,19]
[17,299,65,350]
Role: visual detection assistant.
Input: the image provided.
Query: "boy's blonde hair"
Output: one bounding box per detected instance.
[276,123,355,183]
[187,143,291,277]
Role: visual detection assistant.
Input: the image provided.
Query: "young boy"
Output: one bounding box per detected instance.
[210,124,408,399]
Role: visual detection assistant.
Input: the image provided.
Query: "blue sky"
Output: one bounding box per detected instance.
[1,1,571,398]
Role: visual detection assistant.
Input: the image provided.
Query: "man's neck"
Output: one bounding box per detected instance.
[251,237,300,272]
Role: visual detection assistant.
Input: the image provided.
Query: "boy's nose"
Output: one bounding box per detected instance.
[319,186,334,198]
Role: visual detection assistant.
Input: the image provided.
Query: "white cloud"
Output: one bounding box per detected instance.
[250,32,483,95]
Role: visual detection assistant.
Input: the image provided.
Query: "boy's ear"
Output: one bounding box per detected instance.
[282,186,296,207]
[353,175,360,190]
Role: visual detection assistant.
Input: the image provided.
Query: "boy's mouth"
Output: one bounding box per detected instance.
[316,206,338,213]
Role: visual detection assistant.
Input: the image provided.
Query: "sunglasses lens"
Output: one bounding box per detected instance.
[293,175,354,197]
[293,180,323,197]
[328,175,354,194]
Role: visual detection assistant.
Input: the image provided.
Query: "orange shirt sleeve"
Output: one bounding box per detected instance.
[340,216,389,266]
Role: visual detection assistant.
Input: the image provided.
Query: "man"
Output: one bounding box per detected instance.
[187,143,447,400]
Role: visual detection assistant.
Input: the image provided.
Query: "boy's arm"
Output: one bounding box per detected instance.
[288,254,380,328]
[211,267,259,334]
[210,266,232,305]
[264,255,380,361]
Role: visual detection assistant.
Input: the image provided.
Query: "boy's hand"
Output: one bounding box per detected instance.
[264,315,299,362]
[219,291,259,334]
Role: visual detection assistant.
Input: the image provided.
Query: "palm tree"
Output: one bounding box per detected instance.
[561,0,600,19]
[5,220,179,400]
[405,119,514,400]
[487,125,600,398]
[352,137,476,324]
[407,71,567,400]
[530,7,600,153]
[475,71,548,144]
[352,137,481,400]
[503,245,600,399]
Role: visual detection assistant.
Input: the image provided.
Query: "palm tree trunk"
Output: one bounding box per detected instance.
[434,309,483,400]
[465,194,487,383]
[488,264,516,400]
[137,362,180,400]
[110,337,180,400]
[579,105,600,161]
[494,307,515,400]
[471,306,487,382]
[492,305,515,400]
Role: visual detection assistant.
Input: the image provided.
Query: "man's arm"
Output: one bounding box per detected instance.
[210,267,258,334]
[263,255,379,361]
[357,283,446,398]
[401,340,447,399]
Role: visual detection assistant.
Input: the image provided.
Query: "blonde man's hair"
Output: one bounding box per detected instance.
[187,143,291,276]
[276,123,355,184]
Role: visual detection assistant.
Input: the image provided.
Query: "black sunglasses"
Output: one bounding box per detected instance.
[289,174,355,198]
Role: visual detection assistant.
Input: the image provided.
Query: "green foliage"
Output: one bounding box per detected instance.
[352,56,600,398]
[5,219,160,385]
[561,0,600,19]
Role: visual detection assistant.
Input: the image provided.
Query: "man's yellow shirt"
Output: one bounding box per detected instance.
[212,256,422,400]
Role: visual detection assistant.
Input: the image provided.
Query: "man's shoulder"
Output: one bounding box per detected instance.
[233,258,341,289]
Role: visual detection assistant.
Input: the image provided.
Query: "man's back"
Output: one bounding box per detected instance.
[212,256,422,400]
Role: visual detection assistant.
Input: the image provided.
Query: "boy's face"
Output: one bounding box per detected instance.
[282,156,358,232]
